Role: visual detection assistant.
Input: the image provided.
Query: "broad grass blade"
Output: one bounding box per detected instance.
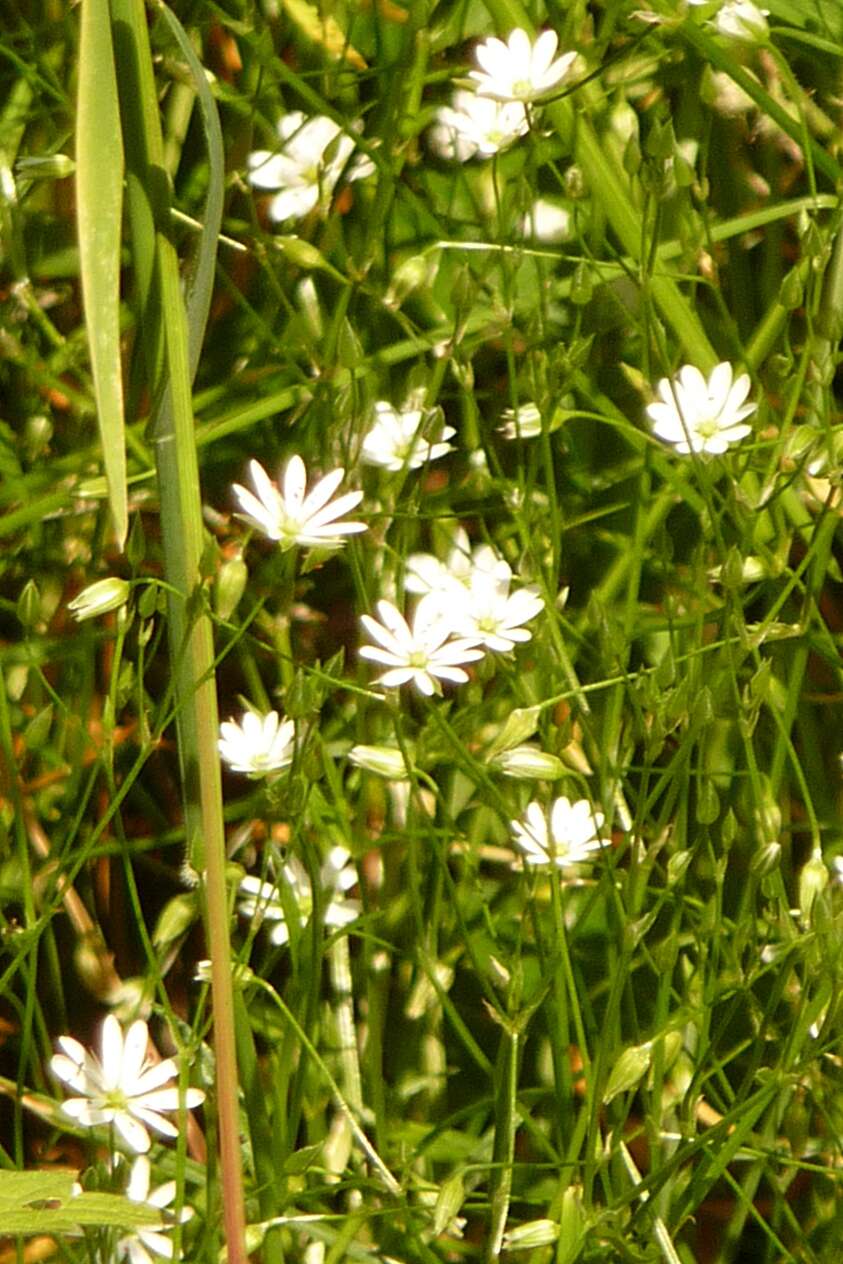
[76,0,127,548]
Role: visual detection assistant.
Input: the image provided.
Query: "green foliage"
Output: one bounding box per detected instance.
[3,0,843,1262]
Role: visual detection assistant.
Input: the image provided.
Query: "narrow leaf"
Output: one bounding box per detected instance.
[154,1,225,382]
[77,0,127,547]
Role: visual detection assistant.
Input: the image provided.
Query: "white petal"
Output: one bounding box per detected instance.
[282,455,307,512]
[113,1112,151,1154]
[268,185,319,222]
[120,1020,150,1090]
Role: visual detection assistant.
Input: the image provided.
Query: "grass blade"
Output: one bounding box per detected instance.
[76,0,127,548]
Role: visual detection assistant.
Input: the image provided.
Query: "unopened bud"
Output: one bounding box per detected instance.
[753,840,782,877]
[17,579,41,630]
[275,235,329,271]
[214,552,248,620]
[384,252,437,311]
[67,577,130,621]
[153,892,200,950]
[492,745,564,780]
[501,1219,559,1251]
[348,744,409,779]
[799,850,829,925]
[16,153,75,180]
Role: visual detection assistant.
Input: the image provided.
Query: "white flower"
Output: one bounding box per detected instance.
[218,710,295,776]
[406,528,512,597]
[360,595,484,695]
[116,1156,193,1264]
[405,530,542,652]
[232,455,365,549]
[519,199,572,243]
[714,1,769,40]
[247,112,373,223]
[361,401,456,472]
[469,29,577,103]
[238,847,359,946]
[646,362,756,455]
[428,90,528,162]
[50,1016,204,1154]
[511,796,608,867]
[498,401,543,440]
[449,575,544,653]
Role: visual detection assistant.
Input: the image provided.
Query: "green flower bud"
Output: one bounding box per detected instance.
[603,1040,653,1104]
[348,744,409,779]
[384,252,437,311]
[67,577,130,621]
[492,745,565,780]
[752,840,782,877]
[17,579,41,630]
[16,153,75,180]
[501,1219,559,1251]
[799,850,829,925]
[214,552,248,620]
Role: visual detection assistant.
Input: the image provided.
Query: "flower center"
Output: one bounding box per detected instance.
[103,1088,130,1114]
[408,650,429,669]
[695,414,722,439]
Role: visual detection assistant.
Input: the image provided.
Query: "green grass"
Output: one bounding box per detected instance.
[2,1,843,1261]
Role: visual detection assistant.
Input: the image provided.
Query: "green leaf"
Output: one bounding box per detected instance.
[76,0,127,548]
[0,1172,160,1234]
[153,1,225,384]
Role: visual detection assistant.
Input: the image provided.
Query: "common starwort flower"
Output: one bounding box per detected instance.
[511,796,608,867]
[238,847,360,946]
[405,531,542,651]
[218,710,295,776]
[232,455,365,549]
[116,1156,193,1264]
[51,1016,204,1154]
[450,576,545,653]
[360,595,484,695]
[646,362,756,455]
[405,528,511,597]
[361,401,456,472]
[428,90,529,162]
[469,29,577,103]
[247,112,373,223]
[713,0,769,40]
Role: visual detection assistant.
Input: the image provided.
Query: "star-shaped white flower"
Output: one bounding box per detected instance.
[51,1016,204,1154]
[469,29,577,103]
[405,528,512,598]
[511,796,608,867]
[405,531,542,651]
[218,710,295,777]
[361,402,456,472]
[116,1155,193,1264]
[450,576,545,653]
[646,362,756,455]
[247,112,373,223]
[238,847,360,946]
[360,595,484,695]
[232,455,365,550]
[428,90,529,162]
